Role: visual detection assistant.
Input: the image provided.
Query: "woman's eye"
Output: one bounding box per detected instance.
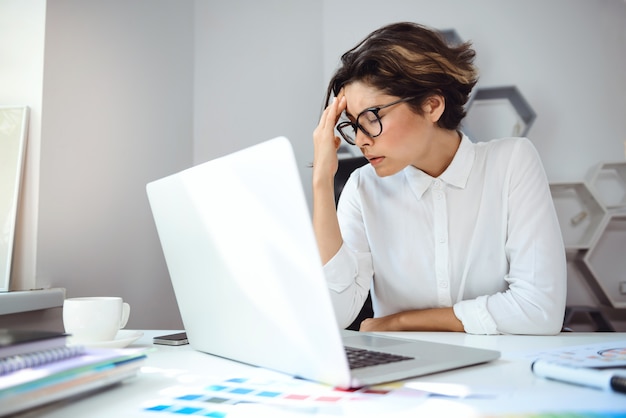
[361,111,378,126]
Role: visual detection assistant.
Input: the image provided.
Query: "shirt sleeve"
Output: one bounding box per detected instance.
[322,170,374,329]
[453,138,567,335]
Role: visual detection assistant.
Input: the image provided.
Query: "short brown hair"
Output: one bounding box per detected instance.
[325,22,478,130]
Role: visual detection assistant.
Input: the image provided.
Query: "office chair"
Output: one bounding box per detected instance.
[333,156,374,331]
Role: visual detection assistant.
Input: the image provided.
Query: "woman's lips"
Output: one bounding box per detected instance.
[366,155,384,166]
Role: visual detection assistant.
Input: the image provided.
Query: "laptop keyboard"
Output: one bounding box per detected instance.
[345,346,414,369]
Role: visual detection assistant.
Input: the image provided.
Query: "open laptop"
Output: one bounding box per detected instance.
[146,136,499,389]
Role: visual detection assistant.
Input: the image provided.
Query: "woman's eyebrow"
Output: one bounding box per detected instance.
[344,101,379,120]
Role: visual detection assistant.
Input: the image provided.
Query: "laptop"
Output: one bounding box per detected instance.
[146,136,499,389]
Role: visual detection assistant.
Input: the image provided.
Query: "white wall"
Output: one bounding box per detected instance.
[0,0,47,290]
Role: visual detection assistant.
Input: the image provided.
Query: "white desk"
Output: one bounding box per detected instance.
[14,331,626,417]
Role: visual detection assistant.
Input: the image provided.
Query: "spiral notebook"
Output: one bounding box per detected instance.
[0,347,147,417]
[0,345,86,376]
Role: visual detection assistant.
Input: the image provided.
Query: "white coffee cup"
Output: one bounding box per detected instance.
[63,297,130,342]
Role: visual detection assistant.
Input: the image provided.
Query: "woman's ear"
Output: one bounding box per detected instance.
[422,95,445,123]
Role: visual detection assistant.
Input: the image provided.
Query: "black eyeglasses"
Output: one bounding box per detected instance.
[336,97,415,145]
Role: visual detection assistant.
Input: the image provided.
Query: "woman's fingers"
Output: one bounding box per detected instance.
[315,95,346,146]
[327,93,347,129]
[312,91,348,181]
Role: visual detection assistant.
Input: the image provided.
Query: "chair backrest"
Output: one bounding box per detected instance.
[334,156,368,206]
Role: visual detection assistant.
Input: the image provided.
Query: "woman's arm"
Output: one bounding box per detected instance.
[312,93,374,328]
[360,307,464,332]
[312,94,346,264]
[455,139,566,335]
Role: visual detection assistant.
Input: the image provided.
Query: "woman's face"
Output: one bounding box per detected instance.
[342,81,441,177]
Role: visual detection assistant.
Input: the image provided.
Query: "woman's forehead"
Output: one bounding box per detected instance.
[343,82,394,116]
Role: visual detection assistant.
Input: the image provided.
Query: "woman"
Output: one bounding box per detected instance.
[312,22,566,335]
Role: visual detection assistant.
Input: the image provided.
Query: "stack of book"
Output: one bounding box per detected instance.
[0,329,146,416]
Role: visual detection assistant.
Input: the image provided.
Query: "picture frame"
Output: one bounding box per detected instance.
[0,106,29,292]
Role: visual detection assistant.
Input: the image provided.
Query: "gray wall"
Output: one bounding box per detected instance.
[193,1,323,180]
[1,0,625,330]
[323,0,626,184]
[37,1,195,329]
[32,0,323,329]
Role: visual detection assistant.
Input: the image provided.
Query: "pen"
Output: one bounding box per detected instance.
[531,359,626,394]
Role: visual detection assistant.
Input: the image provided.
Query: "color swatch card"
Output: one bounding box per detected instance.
[141,370,426,417]
[512,340,626,368]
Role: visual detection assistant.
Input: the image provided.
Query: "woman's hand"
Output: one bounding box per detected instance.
[359,316,399,332]
[312,92,347,186]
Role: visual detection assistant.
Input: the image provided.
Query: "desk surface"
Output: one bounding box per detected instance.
[13,331,626,417]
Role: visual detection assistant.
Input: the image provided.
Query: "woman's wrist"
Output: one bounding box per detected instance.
[392,308,464,332]
[312,170,335,193]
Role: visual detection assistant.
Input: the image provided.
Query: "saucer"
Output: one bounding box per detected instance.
[69,330,144,349]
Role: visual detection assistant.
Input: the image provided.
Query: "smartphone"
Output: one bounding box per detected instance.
[153,331,189,346]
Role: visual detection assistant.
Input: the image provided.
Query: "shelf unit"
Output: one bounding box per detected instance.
[0,288,65,315]
[580,213,626,308]
[549,182,606,250]
[463,86,536,142]
[587,161,626,210]
[553,161,626,309]
[438,29,463,46]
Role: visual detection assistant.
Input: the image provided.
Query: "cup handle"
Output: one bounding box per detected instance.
[120,303,130,329]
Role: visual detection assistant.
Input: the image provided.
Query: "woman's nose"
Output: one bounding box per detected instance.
[354,129,373,148]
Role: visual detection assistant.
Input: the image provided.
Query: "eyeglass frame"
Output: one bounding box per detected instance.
[336,96,415,145]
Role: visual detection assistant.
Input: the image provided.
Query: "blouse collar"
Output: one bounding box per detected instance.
[403,133,475,200]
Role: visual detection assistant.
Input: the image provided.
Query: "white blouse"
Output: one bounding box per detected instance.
[323,135,567,335]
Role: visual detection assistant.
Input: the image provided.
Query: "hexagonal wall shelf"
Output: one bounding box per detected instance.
[463,86,536,142]
[438,29,463,46]
[587,161,626,209]
[581,213,626,308]
[550,182,606,250]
